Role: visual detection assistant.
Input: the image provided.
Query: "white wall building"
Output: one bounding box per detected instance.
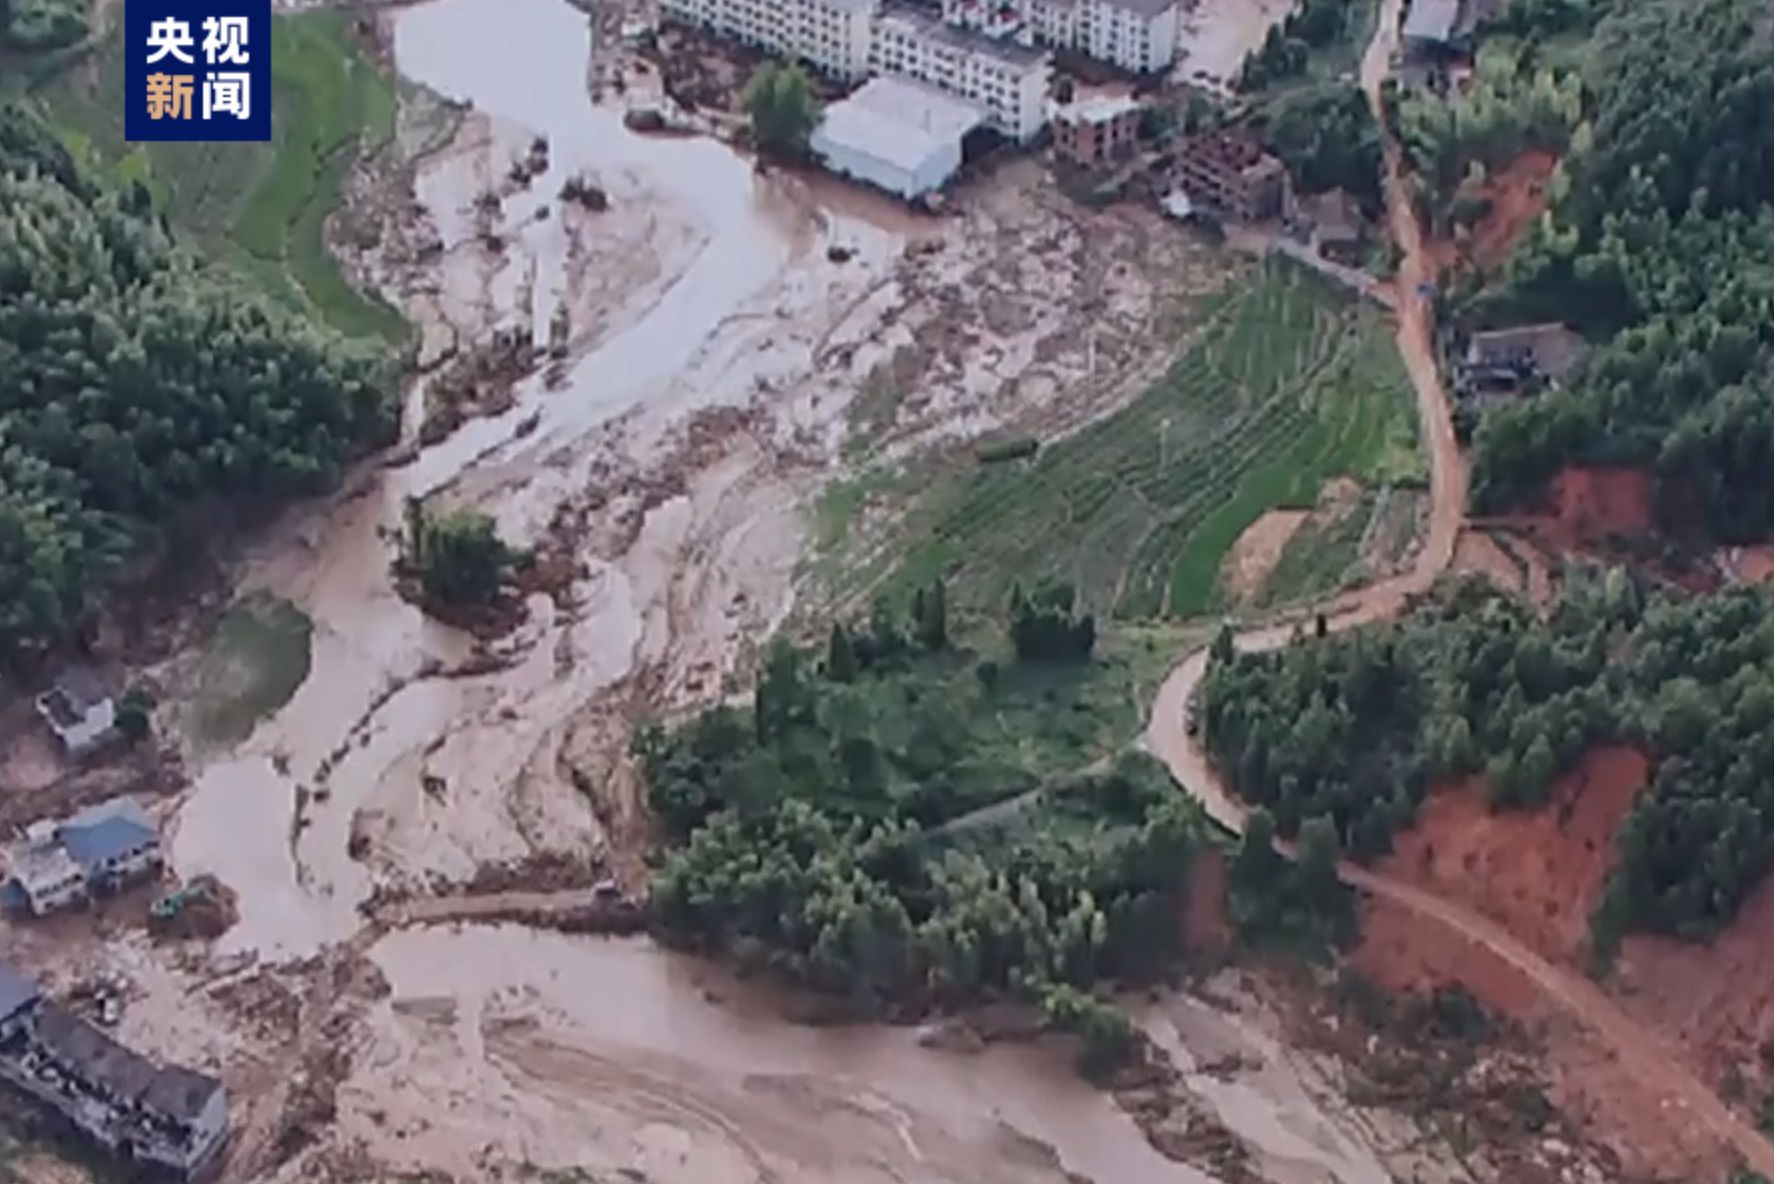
[870,7,1050,142]
[661,0,879,79]
[4,824,87,917]
[810,75,985,198]
[33,667,115,759]
[943,0,1180,73]
[2,796,163,918]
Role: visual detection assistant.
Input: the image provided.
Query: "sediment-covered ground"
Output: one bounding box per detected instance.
[0,0,1520,1180]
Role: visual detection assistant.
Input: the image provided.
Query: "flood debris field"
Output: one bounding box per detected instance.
[829,261,1421,623]
[0,0,1481,1180]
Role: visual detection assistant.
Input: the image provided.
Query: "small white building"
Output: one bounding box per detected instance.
[811,76,986,198]
[4,824,87,916]
[34,667,115,758]
[871,6,1051,142]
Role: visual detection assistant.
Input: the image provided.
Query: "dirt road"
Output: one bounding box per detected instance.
[1145,0,1774,1175]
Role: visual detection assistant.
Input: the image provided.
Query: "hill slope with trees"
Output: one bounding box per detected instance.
[1199,575,1774,955]
[0,101,393,662]
[1463,0,1774,540]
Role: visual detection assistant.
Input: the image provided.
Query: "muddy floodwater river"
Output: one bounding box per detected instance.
[143,0,1464,1179]
[340,927,1208,1183]
[166,0,1218,1176]
[172,0,906,961]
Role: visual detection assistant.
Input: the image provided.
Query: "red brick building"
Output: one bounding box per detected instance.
[1051,95,1142,166]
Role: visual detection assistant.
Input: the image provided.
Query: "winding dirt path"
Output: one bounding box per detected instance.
[1144,1,1774,1176]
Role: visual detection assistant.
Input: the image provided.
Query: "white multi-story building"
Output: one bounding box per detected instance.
[943,0,1180,74]
[662,0,880,79]
[870,7,1050,142]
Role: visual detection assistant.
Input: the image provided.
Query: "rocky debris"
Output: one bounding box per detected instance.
[507,135,551,187]
[1110,1039,1256,1183]
[559,172,609,211]
[916,1016,987,1055]
[461,850,603,897]
[419,324,541,446]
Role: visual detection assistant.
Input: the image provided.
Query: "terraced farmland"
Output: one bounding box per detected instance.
[887,259,1421,621]
[31,11,406,342]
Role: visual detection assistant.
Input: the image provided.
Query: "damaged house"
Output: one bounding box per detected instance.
[4,797,164,917]
[0,964,227,1181]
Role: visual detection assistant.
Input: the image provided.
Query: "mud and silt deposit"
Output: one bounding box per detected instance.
[0,0,1516,1180]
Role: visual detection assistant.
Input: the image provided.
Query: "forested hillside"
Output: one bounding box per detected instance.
[0,102,393,661]
[1199,575,1774,952]
[1467,0,1774,539]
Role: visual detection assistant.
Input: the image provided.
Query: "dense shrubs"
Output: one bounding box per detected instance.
[0,101,392,661]
[641,586,1208,1031]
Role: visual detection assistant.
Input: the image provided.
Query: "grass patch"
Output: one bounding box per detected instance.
[870,259,1417,622]
[1258,493,1375,608]
[29,10,407,342]
[190,595,314,749]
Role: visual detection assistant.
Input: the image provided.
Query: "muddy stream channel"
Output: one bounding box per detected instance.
[128,0,1440,1178]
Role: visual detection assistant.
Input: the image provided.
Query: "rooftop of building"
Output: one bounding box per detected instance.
[814,0,882,16]
[1093,0,1181,18]
[815,75,987,172]
[0,963,39,1023]
[36,667,111,729]
[4,833,83,891]
[32,1004,222,1124]
[876,5,1051,67]
[1465,322,1587,377]
[1402,0,1460,43]
[1051,93,1141,124]
[1301,187,1364,240]
[57,797,157,871]
[1177,132,1279,175]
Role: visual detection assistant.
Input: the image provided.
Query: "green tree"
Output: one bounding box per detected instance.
[407,507,514,607]
[1296,814,1342,898]
[825,622,859,683]
[743,61,821,158]
[915,578,949,651]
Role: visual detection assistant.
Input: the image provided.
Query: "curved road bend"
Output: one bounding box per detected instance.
[1143,0,1774,1174]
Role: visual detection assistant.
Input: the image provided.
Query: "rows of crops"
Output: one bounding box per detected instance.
[891,259,1418,621]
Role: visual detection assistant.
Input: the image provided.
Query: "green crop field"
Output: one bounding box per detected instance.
[876,259,1421,622]
[30,11,407,342]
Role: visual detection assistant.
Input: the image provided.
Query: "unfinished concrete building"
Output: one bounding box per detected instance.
[1172,134,1290,221]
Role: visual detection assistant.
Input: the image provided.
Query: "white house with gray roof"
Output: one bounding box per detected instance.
[0,964,228,1181]
[34,667,116,759]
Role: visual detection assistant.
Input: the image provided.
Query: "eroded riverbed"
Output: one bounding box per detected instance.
[12,0,1479,1179]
